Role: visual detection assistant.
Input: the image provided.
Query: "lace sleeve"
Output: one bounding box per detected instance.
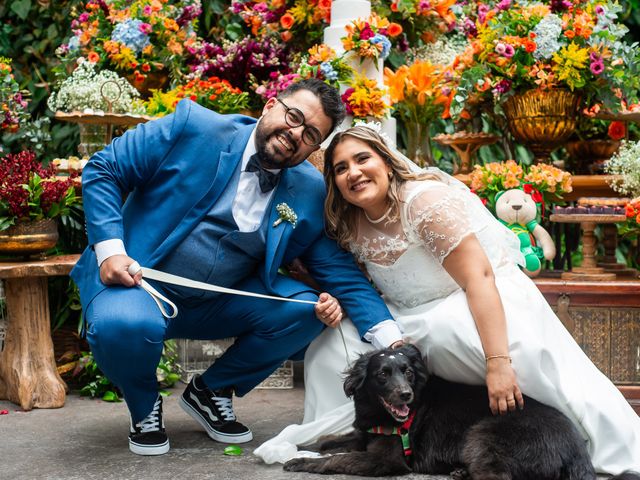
[405,183,473,264]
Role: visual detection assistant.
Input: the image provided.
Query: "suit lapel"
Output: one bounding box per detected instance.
[264,169,297,281]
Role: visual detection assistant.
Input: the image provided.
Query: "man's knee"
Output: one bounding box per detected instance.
[86,288,165,347]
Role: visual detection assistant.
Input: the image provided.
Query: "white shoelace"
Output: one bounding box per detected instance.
[212,395,236,422]
[135,397,162,433]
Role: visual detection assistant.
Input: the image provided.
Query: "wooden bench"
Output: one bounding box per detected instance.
[0,255,79,410]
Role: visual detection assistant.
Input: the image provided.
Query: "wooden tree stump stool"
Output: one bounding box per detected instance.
[0,255,79,410]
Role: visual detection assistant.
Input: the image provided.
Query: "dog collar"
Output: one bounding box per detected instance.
[367,410,416,457]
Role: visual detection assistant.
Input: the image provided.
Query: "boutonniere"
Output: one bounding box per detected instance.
[273,203,297,228]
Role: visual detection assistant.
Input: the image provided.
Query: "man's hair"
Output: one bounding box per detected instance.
[279,79,346,134]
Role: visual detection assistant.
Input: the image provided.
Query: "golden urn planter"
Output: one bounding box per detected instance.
[0,218,59,258]
[502,89,581,164]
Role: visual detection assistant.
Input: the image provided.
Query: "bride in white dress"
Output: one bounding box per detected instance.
[254,125,640,474]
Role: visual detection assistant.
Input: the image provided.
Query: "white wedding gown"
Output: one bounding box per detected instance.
[254,180,640,474]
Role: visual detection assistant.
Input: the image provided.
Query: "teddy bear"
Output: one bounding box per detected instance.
[494,188,556,277]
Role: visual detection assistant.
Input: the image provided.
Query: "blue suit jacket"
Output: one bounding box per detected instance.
[71,100,393,338]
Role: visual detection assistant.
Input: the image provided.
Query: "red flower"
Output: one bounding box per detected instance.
[523,183,543,203]
[341,88,355,115]
[607,121,626,140]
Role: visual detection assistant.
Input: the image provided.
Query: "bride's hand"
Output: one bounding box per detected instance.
[485,358,524,415]
[315,293,343,328]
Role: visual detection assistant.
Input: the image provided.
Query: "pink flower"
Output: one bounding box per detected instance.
[78,12,90,23]
[595,5,605,15]
[503,44,515,58]
[495,42,507,55]
[477,4,489,24]
[590,59,604,75]
[360,25,375,40]
[139,22,152,34]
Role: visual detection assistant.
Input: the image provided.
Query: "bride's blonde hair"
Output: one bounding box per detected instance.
[323,126,438,248]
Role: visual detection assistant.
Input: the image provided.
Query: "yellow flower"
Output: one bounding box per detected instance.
[552,42,589,90]
[308,44,335,63]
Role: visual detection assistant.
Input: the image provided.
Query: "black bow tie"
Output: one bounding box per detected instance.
[246,153,280,193]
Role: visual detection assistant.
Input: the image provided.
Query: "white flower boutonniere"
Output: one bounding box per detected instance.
[273,203,297,228]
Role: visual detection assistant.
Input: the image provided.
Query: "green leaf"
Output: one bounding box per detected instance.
[102,390,120,402]
[223,445,243,456]
[10,0,31,20]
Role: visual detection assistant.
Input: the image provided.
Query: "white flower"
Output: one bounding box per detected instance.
[605,140,640,197]
[47,60,143,114]
[273,203,298,228]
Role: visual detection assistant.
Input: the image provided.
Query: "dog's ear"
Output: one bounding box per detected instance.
[343,350,377,398]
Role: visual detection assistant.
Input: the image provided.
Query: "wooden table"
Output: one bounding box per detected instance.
[550,213,627,280]
[0,255,79,410]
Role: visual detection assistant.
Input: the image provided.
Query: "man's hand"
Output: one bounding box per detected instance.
[100,255,142,287]
[314,293,343,328]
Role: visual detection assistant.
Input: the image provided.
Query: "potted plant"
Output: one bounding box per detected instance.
[566,118,625,173]
[0,150,79,257]
[56,0,202,95]
[451,0,640,163]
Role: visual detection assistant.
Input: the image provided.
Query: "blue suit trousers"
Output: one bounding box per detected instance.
[85,276,322,423]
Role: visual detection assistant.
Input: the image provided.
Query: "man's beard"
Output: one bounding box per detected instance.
[255,126,299,169]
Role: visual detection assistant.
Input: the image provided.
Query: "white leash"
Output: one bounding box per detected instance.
[127,262,318,319]
[127,262,351,365]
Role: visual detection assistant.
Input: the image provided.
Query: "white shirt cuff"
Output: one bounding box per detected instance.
[363,320,403,349]
[94,239,127,266]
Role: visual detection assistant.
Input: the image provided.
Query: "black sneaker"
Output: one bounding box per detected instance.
[179,375,253,443]
[129,395,170,455]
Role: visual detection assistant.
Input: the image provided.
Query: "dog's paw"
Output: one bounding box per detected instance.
[450,468,470,480]
[283,458,313,472]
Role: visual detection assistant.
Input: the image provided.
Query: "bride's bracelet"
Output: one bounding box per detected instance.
[485,354,512,364]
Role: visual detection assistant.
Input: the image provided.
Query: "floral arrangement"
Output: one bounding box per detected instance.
[254,72,300,101]
[273,202,297,228]
[47,59,142,114]
[384,59,455,125]
[231,0,331,45]
[451,0,640,117]
[620,197,640,238]
[296,44,354,88]
[572,117,626,141]
[341,73,389,120]
[58,0,201,83]
[0,150,78,231]
[387,0,457,43]
[341,14,403,62]
[1,58,29,134]
[187,37,294,108]
[145,76,250,116]
[470,160,573,211]
[605,140,640,197]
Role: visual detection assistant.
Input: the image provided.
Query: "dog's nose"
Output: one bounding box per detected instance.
[511,204,522,211]
[399,391,413,402]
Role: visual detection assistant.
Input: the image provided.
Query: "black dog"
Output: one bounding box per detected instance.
[284,344,640,479]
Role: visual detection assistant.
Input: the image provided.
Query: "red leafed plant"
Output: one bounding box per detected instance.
[0,150,78,231]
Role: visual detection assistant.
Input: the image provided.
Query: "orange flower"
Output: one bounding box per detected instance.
[625,204,636,217]
[564,30,575,39]
[387,23,403,37]
[384,66,408,103]
[280,13,294,30]
[280,31,292,42]
[87,51,100,63]
[523,40,537,53]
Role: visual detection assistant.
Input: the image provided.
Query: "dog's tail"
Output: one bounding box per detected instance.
[610,472,640,480]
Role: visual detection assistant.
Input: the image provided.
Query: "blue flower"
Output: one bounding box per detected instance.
[370,34,391,60]
[68,35,80,51]
[532,15,562,61]
[111,19,150,54]
[320,62,338,81]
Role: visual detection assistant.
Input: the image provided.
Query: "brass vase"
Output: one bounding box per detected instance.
[502,89,581,164]
[565,139,620,174]
[0,218,59,258]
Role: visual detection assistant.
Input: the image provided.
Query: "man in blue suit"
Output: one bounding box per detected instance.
[72,79,403,455]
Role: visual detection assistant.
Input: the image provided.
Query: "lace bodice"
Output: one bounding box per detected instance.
[349,180,520,310]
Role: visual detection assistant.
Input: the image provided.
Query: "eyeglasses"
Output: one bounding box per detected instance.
[276,98,324,146]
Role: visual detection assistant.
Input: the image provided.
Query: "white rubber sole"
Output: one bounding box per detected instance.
[129,438,170,456]
[179,396,253,444]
